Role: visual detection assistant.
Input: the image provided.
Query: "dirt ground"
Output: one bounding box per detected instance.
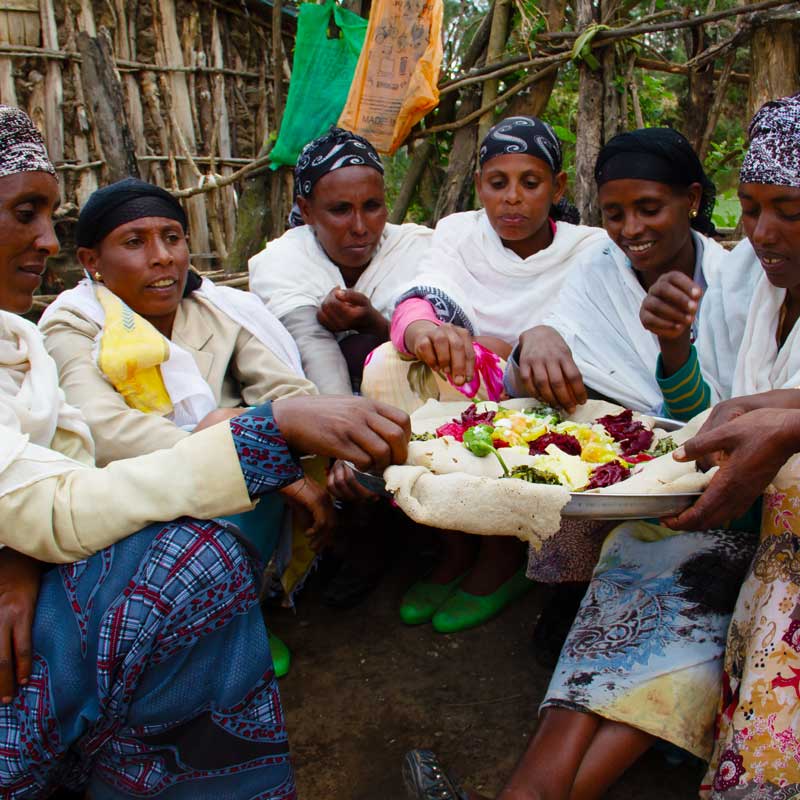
[269,539,706,800]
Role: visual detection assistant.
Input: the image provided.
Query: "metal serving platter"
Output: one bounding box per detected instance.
[350,416,701,522]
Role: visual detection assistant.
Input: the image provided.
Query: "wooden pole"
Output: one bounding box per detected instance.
[212,9,236,249]
[748,19,800,121]
[574,0,604,226]
[0,13,18,105]
[111,0,148,174]
[152,0,210,255]
[272,0,284,129]
[478,0,512,143]
[389,140,436,224]
[64,8,98,206]
[38,0,63,186]
[77,30,140,182]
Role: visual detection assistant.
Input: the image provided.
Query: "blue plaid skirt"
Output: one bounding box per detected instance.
[0,517,295,799]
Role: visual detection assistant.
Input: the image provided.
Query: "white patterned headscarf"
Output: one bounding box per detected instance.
[0,105,55,179]
[740,92,800,188]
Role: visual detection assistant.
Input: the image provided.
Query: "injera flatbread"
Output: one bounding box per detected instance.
[385,399,713,545]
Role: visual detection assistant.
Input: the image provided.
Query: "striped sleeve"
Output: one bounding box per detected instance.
[656,344,712,421]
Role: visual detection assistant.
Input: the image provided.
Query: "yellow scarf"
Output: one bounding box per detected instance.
[95,285,173,416]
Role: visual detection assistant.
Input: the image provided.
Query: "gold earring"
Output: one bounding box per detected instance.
[689,209,698,219]
[94,272,103,282]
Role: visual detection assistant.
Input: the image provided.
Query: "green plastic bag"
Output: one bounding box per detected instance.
[269,1,367,169]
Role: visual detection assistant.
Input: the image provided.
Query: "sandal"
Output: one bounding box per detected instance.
[402,749,469,800]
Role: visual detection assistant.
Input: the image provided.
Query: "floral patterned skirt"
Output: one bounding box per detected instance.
[702,471,800,798]
[543,521,757,759]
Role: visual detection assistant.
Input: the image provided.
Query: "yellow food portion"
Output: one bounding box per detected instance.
[531,445,593,491]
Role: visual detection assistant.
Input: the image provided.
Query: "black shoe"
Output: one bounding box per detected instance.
[402,749,469,800]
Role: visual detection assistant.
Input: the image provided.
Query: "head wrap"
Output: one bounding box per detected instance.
[479,116,563,172]
[595,127,717,235]
[478,115,580,224]
[76,177,188,248]
[740,92,800,188]
[0,105,55,179]
[289,127,384,228]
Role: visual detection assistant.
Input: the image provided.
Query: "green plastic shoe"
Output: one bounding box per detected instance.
[269,632,291,678]
[432,567,532,634]
[400,574,467,626]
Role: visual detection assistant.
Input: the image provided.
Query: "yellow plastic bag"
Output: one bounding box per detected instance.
[338,0,443,154]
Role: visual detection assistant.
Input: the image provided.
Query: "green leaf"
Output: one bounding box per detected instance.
[551,124,576,144]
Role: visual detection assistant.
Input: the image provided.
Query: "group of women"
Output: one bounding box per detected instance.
[0,82,798,800]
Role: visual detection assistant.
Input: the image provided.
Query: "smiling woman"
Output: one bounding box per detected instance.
[40,177,331,677]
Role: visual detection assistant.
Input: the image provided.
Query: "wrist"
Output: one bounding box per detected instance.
[657,335,692,378]
[364,307,389,338]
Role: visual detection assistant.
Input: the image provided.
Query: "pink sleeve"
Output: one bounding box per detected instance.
[390,297,442,355]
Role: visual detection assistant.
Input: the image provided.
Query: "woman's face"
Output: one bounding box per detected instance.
[738,183,800,291]
[77,216,190,324]
[0,171,59,314]
[297,166,388,270]
[598,179,701,275]
[475,154,566,255]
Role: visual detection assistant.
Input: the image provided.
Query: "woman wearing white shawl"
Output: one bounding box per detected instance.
[506,127,737,419]
[643,93,800,799]
[248,127,432,395]
[0,105,411,798]
[404,128,760,800]
[40,177,332,677]
[360,117,605,637]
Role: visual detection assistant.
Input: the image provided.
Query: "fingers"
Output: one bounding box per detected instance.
[414,326,475,385]
[641,272,701,337]
[673,427,730,463]
[641,294,694,329]
[662,475,737,531]
[0,625,13,703]
[327,461,378,502]
[335,289,369,307]
[11,613,32,691]
[529,358,559,408]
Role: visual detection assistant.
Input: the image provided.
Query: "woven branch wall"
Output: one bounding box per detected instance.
[0,0,293,269]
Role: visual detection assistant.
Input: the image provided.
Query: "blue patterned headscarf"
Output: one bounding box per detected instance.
[479,116,564,172]
[479,115,579,223]
[289,127,384,227]
[740,93,800,188]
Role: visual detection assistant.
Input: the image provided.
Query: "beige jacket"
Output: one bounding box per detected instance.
[41,294,317,466]
[0,421,253,563]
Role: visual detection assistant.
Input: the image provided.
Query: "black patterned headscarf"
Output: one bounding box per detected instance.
[740,93,800,188]
[595,127,717,236]
[0,105,55,179]
[478,116,580,224]
[479,115,564,172]
[288,127,384,228]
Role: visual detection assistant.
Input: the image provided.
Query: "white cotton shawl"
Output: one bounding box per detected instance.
[685,238,770,400]
[248,221,433,320]
[396,210,608,342]
[543,231,733,414]
[728,246,800,397]
[0,312,93,500]
[41,277,304,428]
